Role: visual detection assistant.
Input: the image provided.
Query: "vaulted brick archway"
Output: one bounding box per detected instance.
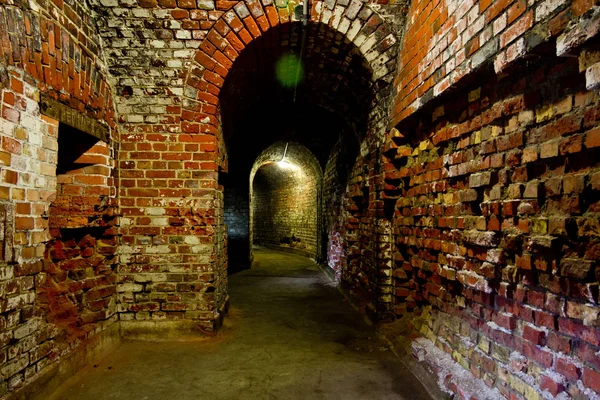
[180,0,402,162]
[249,142,322,263]
[213,18,390,271]
[179,1,403,284]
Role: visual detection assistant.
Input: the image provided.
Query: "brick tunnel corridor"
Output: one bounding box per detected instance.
[47,248,433,400]
[247,142,323,263]
[219,18,384,276]
[2,0,600,398]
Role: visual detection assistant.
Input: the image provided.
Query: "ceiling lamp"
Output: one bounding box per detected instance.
[277,142,289,167]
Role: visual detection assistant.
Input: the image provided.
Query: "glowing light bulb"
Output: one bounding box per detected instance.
[277,160,293,169]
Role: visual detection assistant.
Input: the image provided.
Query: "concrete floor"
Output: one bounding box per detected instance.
[48,248,432,400]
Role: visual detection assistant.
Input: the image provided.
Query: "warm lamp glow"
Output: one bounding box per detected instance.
[277,160,295,169]
[276,143,299,170]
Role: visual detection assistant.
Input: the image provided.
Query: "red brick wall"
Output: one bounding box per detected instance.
[116,130,222,328]
[342,139,389,319]
[0,0,117,394]
[42,122,118,345]
[385,42,600,397]
[0,2,115,124]
[392,0,598,126]
[385,0,600,396]
[50,138,115,228]
[321,127,392,318]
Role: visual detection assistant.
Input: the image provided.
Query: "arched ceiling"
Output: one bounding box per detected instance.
[220,21,380,179]
[89,0,406,177]
[220,21,375,136]
[253,162,306,191]
[250,141,322,188]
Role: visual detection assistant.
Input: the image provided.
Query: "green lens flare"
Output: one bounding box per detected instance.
[275,53,304,88]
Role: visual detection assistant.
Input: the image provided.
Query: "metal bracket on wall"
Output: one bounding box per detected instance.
[39,94,110,143]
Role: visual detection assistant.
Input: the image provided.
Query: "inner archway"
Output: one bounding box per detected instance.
[212,19,394,278]
[249,142,323,262]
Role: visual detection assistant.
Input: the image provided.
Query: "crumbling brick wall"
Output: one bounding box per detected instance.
[387,54,600,398]
[323,138,349,281]
[384,0,600,397]
[341,136,391,320]
[43,122,118,345]
[0,0,117,395]
[392,0,599,126]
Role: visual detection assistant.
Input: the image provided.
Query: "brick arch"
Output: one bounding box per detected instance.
[181,0,400,169]
[249,141,323,260]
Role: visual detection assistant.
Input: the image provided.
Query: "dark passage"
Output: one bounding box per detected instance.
[48,248,431,400]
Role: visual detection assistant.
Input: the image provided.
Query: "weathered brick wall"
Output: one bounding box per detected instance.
[90,0,226,329]
[116,146,221,328]
[49,127,115,228]
[391,0,598,126]
[322,135,369,285]
[0,1,115,122]
[342,136,390,320]
[323,139,348,280]
[0,76,57,393]
[320,122,393,319]
[0,0,117,394]
[43,121,118,346]
[42,229,118,341]
[384,20,600,398]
